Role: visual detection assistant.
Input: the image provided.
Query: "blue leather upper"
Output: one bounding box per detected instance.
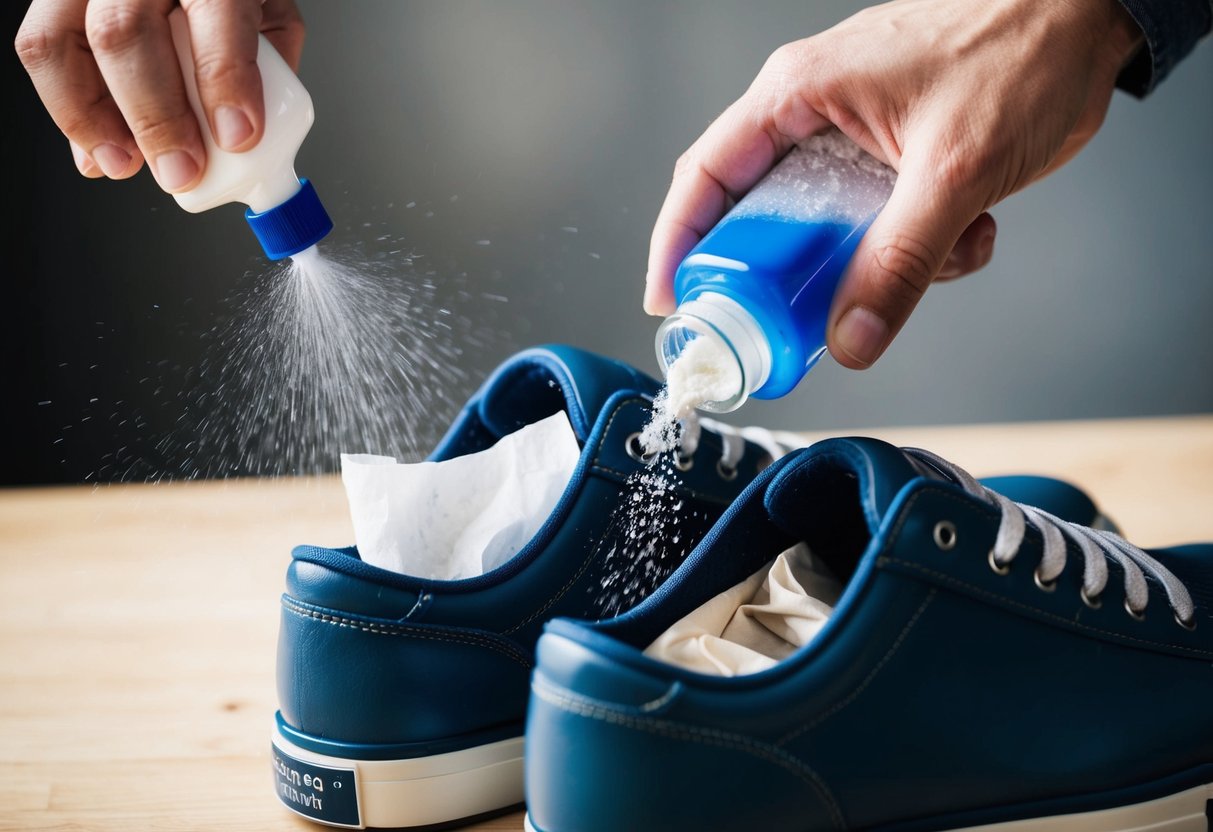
[525,438,1213,832]
[275,345,772,754]
[275,345,1125,766]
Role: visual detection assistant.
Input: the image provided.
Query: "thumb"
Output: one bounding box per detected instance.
[827,152,986,369]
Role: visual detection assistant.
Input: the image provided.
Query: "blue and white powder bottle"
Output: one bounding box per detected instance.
[168,8,332,260]
[655,129,896,412]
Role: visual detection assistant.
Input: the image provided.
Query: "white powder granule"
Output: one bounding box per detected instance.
[734,127,896,225]
[641,335,741,455]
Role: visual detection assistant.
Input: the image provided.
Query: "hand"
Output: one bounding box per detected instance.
[16,0,305,193]
[645,0,1143,369]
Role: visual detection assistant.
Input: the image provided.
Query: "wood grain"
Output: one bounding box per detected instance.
[1,415,1209,831]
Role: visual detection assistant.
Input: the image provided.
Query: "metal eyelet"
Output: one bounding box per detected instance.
[932,520,958,551]
[987,549,1011,576]
[1080,587,1102,610]
[674,452,694,472]
[1123,597,1146,622]
[1033,568,1057,593]
[1175,612,1197,632]
[625,432,657,464]
[716,460,739,482]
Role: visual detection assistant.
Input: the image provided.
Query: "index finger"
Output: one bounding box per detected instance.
[86,0,206,192]
[643,87,828,315]
[17,0,145,179]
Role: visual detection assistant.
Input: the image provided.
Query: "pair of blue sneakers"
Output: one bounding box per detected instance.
[272,346,1212,832]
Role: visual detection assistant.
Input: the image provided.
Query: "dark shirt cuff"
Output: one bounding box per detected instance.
[1113,0,1212,96]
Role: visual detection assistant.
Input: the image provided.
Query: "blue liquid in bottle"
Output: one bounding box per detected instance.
[673,215,869,399]
[656,130,895,410]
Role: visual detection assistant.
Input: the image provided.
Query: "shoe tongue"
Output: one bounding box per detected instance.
[476,344,660,442]
[764,437,942,539]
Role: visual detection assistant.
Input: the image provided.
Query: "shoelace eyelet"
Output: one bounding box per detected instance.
[904,446,1195,639]
[625,432,657,465]
[1033,568,1057,593]
[1080,587,1102,610]
[675,452,694,472]
[1123,597,1146,622]
[987,549,1012,576]
[716,460,738,482]
[932,520,958,551]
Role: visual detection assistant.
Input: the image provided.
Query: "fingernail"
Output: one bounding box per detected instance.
[92,143,132,179]
[153,150,199,192]
[835,306,890,367]
[213,105,253,150]
[69,141,92,174]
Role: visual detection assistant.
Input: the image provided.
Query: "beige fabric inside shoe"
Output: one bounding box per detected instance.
[644,543,843,676]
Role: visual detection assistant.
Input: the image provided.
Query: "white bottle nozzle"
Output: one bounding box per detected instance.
[655,292,773,413]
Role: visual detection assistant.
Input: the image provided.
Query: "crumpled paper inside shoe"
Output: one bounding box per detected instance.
[341,411,581,580]
[643,543,843,676]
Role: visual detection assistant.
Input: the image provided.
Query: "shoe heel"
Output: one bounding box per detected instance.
[271,725,524,829]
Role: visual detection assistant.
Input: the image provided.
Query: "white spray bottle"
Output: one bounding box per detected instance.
[167,8,332,260]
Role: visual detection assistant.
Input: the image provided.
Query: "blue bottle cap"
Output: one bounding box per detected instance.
[244,178,334,260]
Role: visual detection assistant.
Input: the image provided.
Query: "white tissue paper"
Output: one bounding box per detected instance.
[643,543,843,676]
[341,411,581,581]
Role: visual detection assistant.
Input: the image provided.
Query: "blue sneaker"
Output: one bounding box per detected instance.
[525,437,1211,832]
[271,345,782,829]
[271,344,1116,831]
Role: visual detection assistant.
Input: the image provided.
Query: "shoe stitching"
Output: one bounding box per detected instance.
[777,588,937,745]
[888,489,1212,659]
[501,543,601,635]
[589,396,644,472]
[532,679,846,831]
[282,597,533,669]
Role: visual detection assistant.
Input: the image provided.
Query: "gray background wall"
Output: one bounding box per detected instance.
[5,0,1211,484]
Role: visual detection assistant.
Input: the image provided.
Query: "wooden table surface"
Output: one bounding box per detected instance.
[2,415,1211,831]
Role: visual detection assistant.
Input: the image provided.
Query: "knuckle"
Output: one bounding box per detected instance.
[754,40,842,138]
[927,123,1002,197]
[672,149,697,181]
[753,43,822,138]
[15,22,58,72]
[767,81,820,139]
[128,109,195,149]
[85,3,154,55]
[757,43,806,95]
[191,52,255,91]
[55,108,99,141]
[870,234,938,301]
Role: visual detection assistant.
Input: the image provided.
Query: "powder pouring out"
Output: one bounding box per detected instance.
[640,335,741,455]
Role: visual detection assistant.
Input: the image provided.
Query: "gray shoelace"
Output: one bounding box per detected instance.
[678,415,797,472]
[905,447,1196,629]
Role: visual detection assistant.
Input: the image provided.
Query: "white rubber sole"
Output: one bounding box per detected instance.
[523,782,1210,832]
[272,729,524,829]
[951,782,1212,832]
